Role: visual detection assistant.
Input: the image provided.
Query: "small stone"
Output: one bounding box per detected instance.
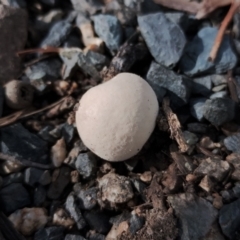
[9,207,48,236]
[84,211,112,234]
[183,131,199,145]
[1,0,26,8]
[194,158,230,181]
[2,172,23,188]
[146,61,190,107]
[190,98,207,121]
[71,0,104,15]
[74,184,98,210]
[38,9,64,24]
[219,198,240,239]
[85,50,109,71]
[0,5,28,84]
[139,171,152,183]
[34,226,65,240]
[40,20,72,48]
[168,193,218,240]
[226,153,240,181]
[187,123,208,134]
[24,168,49,187]
[53,208,75,229]
[191,76,212,96]
[65,234,86,240]
[88,232,105,240]
[138,12,186,67]
[212,84,227,92]
[47,166,71,199]
[65,193,86,230]
[61,123,75,144]
[203,98,236,126]
[92,14,123,54]
[210,91,228,99]
[51,138,67,167]
[199,175,213,192]
[165,11,190,31]
[180,27,237,76]
[0,183,31,214]
[224,133,240,153]
[1,123,48,164]
[75,153,97,180]
[98,172,134,204]
[129,212,145,234]
[38,125,56,143]
[221,182,240,202]
[34,185,47,207]
[211,74,227,86]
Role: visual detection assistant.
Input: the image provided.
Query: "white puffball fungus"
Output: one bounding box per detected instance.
[4,80,34,109]
[76,72,159,162]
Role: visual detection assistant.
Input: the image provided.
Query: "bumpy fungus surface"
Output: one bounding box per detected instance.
[76,73,159,162]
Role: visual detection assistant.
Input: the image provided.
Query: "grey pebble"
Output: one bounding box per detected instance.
[34,226,65,240]
[147,61,190,107]
[40,20,72,48]
[65,234,86,240]
[187,123,208,134]
[1,0,26,8]
[0,183,31,214]
[138,12,186,68]
[190,98,207,121]
[92,14,123,54]
[203,98,236,126]
[165,11,190,31]
[180,27,237,76]
[85,50,109,71]
[191,76,212,96]
[65,193,86,230]
[183,131,199,145]
[168,193,218,240]
[75,153,97,179]
[24,168,51,187]
[71,0,103,15]
[0,123,48,164]
[47,166,71,199]
[2,172,23,188]
[210,91,228,99]
[211,74,227,86]
[219,198,240,239]
[129,213,145,234]
[212,84,227,92]
[224,132,240,154]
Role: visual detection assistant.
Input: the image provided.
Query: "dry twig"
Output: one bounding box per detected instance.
[162,98,189,152]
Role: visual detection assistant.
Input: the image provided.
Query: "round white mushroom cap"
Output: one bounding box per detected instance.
[76,72,159,162]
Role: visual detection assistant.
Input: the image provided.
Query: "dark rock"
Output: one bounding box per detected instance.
[180,27,237,76]
[84,211,112,234]
[74,184,98,210]
[110,211,131,225]
[191,76,212,96]
[34,226,64,240]
[0,183,30,214]
[0,5,27,84]
[210,91,228,99]
[71,0,103,15]
[203,222,225,240]
[219,198,240,239]
[47,166,71,199]
[146,61,191,107]
[85,50,109,71]
[25,58,62,91]
[203,98,236,126]
[187,123,208,134]
[226,154,240,181]
[61,123,75,144]
[168,193,218,240]
[183,131,199,146]
[24,168,49,187]
[40,20,72,48]
[2,172,23,188]
[64,34,82,48]
[138,12,186,68]
[65,235,86,240]
[129,213,145,234]
[38,125,56,143]
[88,233,105,240]
[221,182,240,202]
[194,158,230,181]
[39,0,59,6]
[190,98,207,121]
[92,14,123,54]
[34,185,47,207]
[0,123,48,164]
[0,86,3,117]
[75,153,97,179]
[65,193,86,230]
[1,0,26,8]
[131,179,147,195]
[139,0,162,14]
[224,133,240,153]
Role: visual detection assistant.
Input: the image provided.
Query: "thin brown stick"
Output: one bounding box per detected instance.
[0,153,53,169]
[227,70,239,103]
[17,46,60,56]
[208,0,240,62]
